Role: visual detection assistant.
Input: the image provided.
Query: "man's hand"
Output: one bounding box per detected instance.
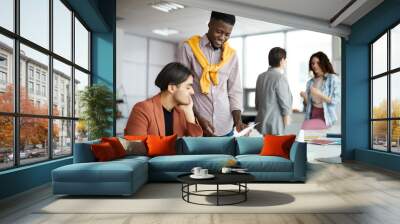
[232,110,247,133]
[283,115,291,127]
[197,116,215,136]
[235,121,247,132]
[178,96,195,124]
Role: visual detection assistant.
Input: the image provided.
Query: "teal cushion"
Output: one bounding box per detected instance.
[236,137,263,155]
[148,154,235,172]
[179,137,235,155]
[52,159,147,183]
[117,155,150,163]
[73,140,101,163]
[236,155,293,172]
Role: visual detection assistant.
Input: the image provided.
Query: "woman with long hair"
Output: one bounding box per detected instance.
[300,51,340,127]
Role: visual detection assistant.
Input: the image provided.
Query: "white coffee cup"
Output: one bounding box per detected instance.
[199,169,208,176]
[221,167,232,174]
[191,167,202,176]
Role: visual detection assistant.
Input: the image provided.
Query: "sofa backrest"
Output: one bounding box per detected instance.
[178,137,235,155]
[73,140,100,163]
[235,137,263,155]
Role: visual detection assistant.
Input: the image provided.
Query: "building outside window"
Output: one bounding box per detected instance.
[41,85,46,97]
[28,66,34,80]
[0,54,7,67]
[41,73,46,83]
[0,71,6,85]
[370,23,400,153]
[35,83,40,95]
[0,54,7,86]
[35,70,40,81]
[28,81,34,94]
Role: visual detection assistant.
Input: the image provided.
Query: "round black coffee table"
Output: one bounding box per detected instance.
[177,173,255,206]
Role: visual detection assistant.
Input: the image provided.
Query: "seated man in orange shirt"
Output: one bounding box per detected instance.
[125,62,203,137]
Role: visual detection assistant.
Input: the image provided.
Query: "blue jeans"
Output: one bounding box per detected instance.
[220,129,234,137]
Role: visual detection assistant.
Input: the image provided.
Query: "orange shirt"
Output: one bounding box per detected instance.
[125,94,203,137]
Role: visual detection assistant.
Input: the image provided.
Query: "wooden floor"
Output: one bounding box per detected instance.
[1,160,400,224]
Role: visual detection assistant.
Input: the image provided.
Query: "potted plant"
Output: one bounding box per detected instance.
[79,84,114,140]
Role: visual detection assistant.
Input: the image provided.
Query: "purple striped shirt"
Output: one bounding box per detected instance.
[177,35,243,136]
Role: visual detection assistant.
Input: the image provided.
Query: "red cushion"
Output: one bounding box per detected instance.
[91,142,117,161]
[146,134,177,157]
[259,135,296,159]
[101,137,126,158]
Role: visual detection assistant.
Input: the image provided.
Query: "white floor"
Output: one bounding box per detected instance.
[307,144,342,164]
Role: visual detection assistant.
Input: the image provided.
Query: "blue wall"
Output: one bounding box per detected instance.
[343,0,400,171]
[0,158,72,199]
[0,0,116,200]
[91,0,116,136]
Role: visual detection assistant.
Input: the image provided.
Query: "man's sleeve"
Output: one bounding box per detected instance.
[186,121,204,137]
[227,54,243,112]
[125,103,149,136]
[255,75,262,111]
[177,42,192,68]
[276,76,293,116]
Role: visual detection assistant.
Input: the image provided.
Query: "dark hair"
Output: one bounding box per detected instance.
[155,62,193,91]
[210,11,235,25]
[309,51,336,76]
[268,47,286,67]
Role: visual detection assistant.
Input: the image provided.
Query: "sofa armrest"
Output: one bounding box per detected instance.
[289,141,307,181]
[73,140,100,163]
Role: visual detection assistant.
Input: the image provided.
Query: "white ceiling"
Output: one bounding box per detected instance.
[222,0,352,23]
[117,0,291,43]
[117,0,383,42]
[218,0,383,26]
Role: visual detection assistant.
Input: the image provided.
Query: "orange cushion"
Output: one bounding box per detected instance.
[91,142,117,161]
[260,135,296,159]
[101,137,127,158]
[146,134,177,157]
[124,135,147,142]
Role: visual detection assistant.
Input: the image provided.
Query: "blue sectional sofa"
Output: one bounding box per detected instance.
[52,137,307,196]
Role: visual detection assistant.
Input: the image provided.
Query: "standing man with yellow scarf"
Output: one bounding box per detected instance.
[178,11,246,136]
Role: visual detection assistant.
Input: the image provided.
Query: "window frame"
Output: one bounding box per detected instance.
[370,20,400,154]
[0,0,92,171]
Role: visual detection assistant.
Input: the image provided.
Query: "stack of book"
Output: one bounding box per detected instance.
[297,129,327,142]
[308,138,341,145]
[297,130,341,145]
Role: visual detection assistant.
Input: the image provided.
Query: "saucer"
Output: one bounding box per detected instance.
[190,174,215,179]
[232,170,249,174]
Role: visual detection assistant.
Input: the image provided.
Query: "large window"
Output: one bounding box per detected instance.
[0,0,91,171]
[370,23,400,153]
[232,30,333,111]
[0,0,14,32]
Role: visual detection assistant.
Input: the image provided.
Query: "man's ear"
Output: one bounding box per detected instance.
[167,84,176,94]
[280,58,285,67]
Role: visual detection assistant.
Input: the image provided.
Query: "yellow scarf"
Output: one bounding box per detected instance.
[186,35,235,94]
